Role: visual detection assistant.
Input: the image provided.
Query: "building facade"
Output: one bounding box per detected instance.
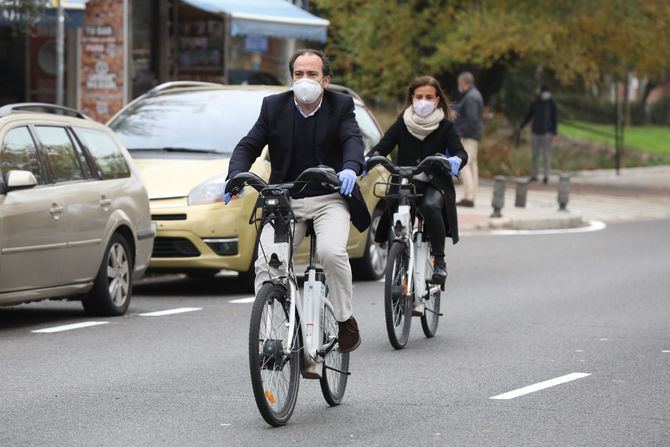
[0,0,328,122]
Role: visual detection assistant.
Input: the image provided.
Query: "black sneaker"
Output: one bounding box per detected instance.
[431,259,448,286]
[338,317,361,353]
[542,176,548,184]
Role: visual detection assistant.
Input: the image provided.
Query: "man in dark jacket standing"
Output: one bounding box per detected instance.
[224,49,369,353]
[519,85,558,184]
[453,72,483,207]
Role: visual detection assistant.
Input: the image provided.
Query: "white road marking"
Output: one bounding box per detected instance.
[32,321,109,333]
[230,297,255,304]
[139,307,202,317]
[600,338,609,341]
[575,349,584,352]
[490,372,591,400]
[491,220,606,236]
[662,350,670,353]
[220,423,231,427]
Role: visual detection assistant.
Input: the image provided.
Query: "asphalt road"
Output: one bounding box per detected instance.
[1,220,669,446]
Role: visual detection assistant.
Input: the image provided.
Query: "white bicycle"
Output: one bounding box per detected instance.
[225,167,350,426]
[365,155,450,349]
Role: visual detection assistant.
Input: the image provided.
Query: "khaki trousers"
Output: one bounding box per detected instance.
[460,137,479,201]
[254,193,353,322]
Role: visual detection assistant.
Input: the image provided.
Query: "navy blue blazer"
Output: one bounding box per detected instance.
[227,89,371,232]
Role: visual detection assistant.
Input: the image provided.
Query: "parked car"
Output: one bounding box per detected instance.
[107,82,388,289]
[227,69,282,86]
[0,103,154,315]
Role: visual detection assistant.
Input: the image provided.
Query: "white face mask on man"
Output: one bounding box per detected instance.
[541,91,552,101]
[412,99,437,118]
[292,78,323,104]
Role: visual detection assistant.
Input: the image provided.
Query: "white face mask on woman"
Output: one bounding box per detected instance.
[292,78,323,104]
[412,99,437,118]
[541,91,552,101]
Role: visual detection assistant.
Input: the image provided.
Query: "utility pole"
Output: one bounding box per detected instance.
[56,0,65,106]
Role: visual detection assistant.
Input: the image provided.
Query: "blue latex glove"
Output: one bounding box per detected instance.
[221,179,243,204]
[337,169,357,197]
[447,156,462,176]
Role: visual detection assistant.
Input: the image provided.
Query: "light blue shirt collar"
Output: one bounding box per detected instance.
[294,97,323,118]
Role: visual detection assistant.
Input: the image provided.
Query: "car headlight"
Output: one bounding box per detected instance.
[187,174,226,206]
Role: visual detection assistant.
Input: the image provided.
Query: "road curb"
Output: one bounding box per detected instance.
[487,212,585,231]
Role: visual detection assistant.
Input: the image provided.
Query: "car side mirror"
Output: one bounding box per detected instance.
[6,170,38,191]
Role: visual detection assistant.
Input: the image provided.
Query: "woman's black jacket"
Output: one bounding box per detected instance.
[367,115,468,244]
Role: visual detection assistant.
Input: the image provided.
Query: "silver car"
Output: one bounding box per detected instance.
[0,103,154,316]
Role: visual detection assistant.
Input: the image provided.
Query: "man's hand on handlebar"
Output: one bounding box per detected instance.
[337,169,357,197]
[221,179,243,204]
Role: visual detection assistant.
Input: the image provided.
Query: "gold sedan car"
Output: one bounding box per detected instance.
[107,82,387,289]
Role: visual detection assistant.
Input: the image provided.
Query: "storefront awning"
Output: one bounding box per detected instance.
[181,0,330,42]
[0,0,89,28]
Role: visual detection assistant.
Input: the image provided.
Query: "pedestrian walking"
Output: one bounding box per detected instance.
[453,72,483,207]
[518,85,558,184]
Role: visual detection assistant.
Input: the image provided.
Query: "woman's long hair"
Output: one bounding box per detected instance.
[402,76,452,120]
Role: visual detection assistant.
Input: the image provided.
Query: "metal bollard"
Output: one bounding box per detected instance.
[491,175,506,217]
[557,173,570,211]
[515,177,529,208]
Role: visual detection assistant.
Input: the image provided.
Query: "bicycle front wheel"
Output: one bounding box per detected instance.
[385,241,412,349]
[319,302,350,405]
[249,283,301,427]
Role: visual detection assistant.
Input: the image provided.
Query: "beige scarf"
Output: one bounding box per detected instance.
[403,106,444,141]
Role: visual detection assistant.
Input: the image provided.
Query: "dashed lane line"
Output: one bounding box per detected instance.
[230,297,255,304]
[32,321,109,334]
[490,372,591,400]
[138,307,202,317]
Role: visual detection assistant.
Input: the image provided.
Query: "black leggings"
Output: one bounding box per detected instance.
[417,185,446,258]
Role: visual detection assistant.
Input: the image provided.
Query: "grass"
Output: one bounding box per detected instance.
[559,120,670,155]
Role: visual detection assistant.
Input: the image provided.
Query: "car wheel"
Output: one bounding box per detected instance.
[351,208,387,281]
[82,233,133,316]
[238,267,256,293]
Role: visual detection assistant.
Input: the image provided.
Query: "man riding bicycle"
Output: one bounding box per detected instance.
[223,49,369,353]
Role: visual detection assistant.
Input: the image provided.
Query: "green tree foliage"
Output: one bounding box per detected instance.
[313,0,670,101]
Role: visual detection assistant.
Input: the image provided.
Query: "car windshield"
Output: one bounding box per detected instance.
[108,89,282,154]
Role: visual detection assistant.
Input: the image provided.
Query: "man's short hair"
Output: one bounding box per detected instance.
[459,71,475,86]
[288,49,331,77]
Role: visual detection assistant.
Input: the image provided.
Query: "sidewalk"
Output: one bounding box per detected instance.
[457,166,670,233]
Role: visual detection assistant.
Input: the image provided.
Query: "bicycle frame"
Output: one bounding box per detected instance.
[377,161,445,301]
[252,189,338,378]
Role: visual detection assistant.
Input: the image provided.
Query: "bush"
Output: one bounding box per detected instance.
[649,97,670,125]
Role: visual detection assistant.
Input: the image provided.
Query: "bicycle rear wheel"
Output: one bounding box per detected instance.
[249,283,300,426]
[385,241,412,349]
[421,285,441,338]
[319,302,350,405]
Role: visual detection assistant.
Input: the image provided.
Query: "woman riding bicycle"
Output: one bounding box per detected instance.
[368,75,468,285]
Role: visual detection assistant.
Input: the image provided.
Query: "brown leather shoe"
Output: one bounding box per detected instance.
[338,317,361,353]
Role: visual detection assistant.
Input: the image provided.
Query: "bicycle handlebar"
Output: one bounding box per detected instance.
[365,154,452,178]
[225,166,340,197]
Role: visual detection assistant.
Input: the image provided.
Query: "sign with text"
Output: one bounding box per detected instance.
[79,0,127,122]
